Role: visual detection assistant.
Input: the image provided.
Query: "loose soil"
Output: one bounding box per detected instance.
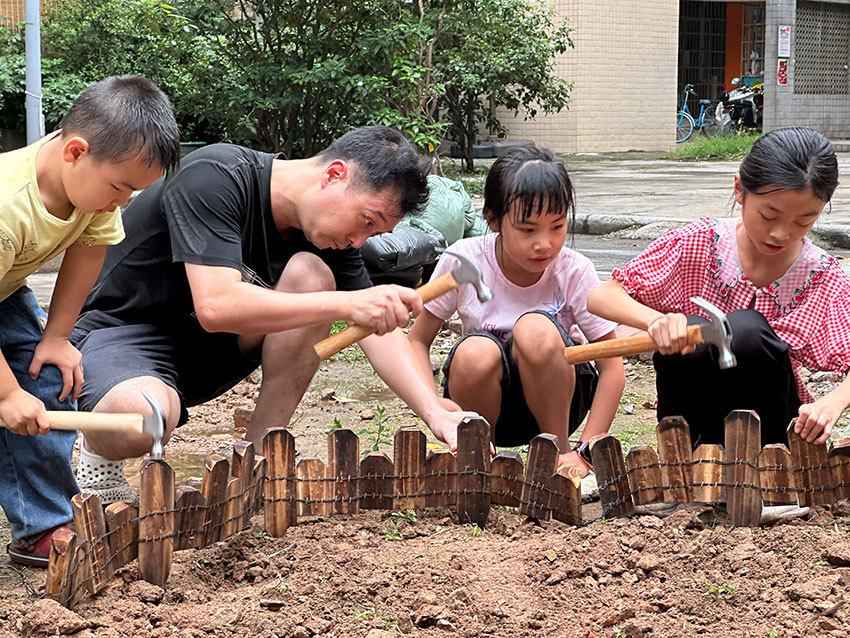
[2,332,850,638]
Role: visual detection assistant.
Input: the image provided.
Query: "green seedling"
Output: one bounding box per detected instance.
[325,417,344,435]
[392,509,417,524]
[381,519,404,541]
[463,523,484,539]
[764,630,779,638]
[702,581,735,601]
[358,406,398,452]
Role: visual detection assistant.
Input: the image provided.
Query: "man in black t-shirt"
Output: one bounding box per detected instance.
[71,126,475,504]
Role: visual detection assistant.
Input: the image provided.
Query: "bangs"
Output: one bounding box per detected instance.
[504,161,574,222]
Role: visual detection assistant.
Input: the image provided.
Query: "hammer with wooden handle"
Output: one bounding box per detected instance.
[0,390,166,458]
[314,250,492,360]
[564,297,737,369]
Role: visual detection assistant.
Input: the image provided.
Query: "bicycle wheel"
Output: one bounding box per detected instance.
[676,111,694,143]
[699,111,720,137]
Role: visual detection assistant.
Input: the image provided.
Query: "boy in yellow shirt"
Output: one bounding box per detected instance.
[0,75,179,566]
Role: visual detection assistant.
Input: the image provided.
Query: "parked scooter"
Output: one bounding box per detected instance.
[720,77,763,133]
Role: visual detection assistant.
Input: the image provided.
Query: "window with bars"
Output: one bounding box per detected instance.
[795,1,850,95]
[741,4,765,84]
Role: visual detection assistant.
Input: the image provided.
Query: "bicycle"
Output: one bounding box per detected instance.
[676,84,719,143]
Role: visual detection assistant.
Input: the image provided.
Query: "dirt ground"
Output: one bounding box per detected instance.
[2,330,850,638]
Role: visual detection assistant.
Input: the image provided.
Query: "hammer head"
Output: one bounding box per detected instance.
[442,250,492,302]
[691,297,737,369]
[141,389,166,459]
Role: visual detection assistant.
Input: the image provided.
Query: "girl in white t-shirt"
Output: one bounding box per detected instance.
[409,147,625,476]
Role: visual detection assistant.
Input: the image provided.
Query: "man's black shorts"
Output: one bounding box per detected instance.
[71,323,260,426]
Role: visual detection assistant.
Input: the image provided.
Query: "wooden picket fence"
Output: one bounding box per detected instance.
[45,412,850,609]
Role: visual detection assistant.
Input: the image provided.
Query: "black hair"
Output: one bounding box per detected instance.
[60,75,181,173]
[739,127,838,203]
[316,125,431,217]
[483,146,575,226]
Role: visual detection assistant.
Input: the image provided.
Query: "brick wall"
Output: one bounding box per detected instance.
[0,0,26,27]
[497,0,680,153]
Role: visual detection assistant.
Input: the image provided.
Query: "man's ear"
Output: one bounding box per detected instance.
[61,136,90,164]
[321,160,348,188]
[733,174,745,206]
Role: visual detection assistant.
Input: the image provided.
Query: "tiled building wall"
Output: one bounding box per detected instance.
[497,0,680,153]
[765,0,850,137]
[0,0,26,26]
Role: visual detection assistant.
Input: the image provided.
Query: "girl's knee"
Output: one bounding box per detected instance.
[512,313,563,362]
[274,252,335,293]
[450,337,503,380]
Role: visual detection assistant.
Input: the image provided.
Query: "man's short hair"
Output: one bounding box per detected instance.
[317,126,431,217]
[60,75,181,173]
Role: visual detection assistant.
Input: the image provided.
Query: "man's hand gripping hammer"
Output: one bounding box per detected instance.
[314,250,492,360]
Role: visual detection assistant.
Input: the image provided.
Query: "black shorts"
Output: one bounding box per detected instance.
[441,310,598,448]
[70,323,260,426]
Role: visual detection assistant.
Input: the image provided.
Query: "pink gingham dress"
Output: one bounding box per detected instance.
[611,217,850,403]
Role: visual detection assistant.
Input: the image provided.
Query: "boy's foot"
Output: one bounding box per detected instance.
[75,443,138,506]
[7,524,73,568]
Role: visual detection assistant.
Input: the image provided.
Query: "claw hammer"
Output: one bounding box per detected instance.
[0,390,166,459]
[564,297,737,369]
[314,250,492,360]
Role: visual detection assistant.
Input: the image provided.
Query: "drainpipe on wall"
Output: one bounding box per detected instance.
[25,0,44,144]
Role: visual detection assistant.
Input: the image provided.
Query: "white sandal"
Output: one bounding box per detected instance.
[75,440,138,506]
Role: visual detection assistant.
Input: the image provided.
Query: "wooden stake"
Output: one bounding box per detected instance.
[692,444,725,504]
[626,445,664,505]
[200,454,229,545]
[656,416,693,503]
[71,492,112,593]
[138,459,175,588]
[787,420,834,507]
[591,435,634,518]
[491,450,523,508]
[425,449,457,507]
[221,477,241,539]
[66,538,93,608]
[551,468,581,525]
[45,528,76,602]
[456,418,491,527]
[521,434,559,520]
[724,410,762,527]
[829,437,850,501]
[394,426,426,511]
[104,502,138,571]
[757,443,797,506]
[297,458,329,516]
[360,452,393,510]
[175,486,205,550]
[251,456,267,516]
[263,427,297,536]
[231,440,256,530]
[328,429,360,515]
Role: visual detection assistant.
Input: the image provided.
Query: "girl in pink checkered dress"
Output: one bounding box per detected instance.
[588,128,850,448]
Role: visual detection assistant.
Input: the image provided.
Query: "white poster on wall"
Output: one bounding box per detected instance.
[778,25,791,58]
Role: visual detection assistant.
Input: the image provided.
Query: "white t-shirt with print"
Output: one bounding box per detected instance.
[425,234,616,344]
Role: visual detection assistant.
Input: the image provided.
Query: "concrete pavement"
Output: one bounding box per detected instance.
[565,153,850,251]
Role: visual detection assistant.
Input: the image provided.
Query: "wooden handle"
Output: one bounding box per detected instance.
[313,272,460,360]
[564,324,703,364]
[1,411,143,433]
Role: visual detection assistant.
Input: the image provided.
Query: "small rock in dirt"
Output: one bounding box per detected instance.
[320,388,336,401]
[429,354,442,374]
[543,549,558,562]
[785,573,840,601]
[663,508,704,531]
[291,628,310,638]
[601,608,636,627]
[17,599,89,637]
[638,516,663,528]
[365,630,398,638]
[360,410,375,420]
[622,572,639,584]
[823,541,850,566]
[636,553,661,572]
[259,599,284,612]
[128,580,165,604]
[413,591,438,610]
[233,407,253,431]
[413,604,452,628]
[247,369,262,384]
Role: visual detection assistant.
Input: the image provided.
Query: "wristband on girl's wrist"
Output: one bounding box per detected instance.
[572,440,594,470]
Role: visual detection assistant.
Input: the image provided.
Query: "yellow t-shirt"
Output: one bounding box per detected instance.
[0,134,125,302]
